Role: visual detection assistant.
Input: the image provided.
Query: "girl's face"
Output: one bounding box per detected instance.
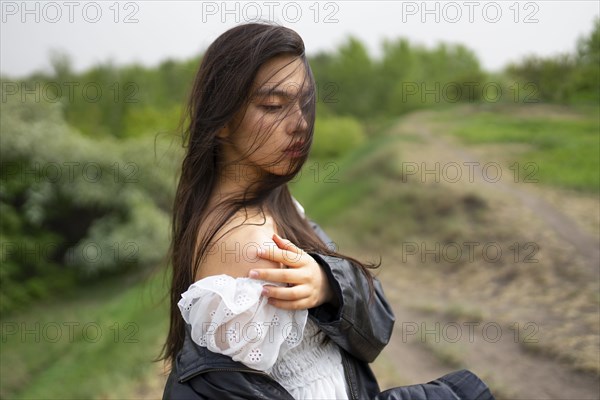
[219,55,310,180]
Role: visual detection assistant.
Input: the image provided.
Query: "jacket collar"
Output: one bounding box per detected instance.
[176,324,259,382]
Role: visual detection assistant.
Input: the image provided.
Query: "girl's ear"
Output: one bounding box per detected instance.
[218,112,240,139]
[217,124,229,139]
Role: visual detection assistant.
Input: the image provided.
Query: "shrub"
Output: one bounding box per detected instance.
[0,97,177,314]
[311,116,366,160]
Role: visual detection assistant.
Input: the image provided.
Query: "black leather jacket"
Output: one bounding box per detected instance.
[162,220,495,400]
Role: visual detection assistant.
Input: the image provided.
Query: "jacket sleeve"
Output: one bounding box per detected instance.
[162,368,295,400]
[306,219,396,363]
[373,369,496,400]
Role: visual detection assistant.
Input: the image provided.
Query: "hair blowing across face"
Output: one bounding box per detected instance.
[157,22,379,369]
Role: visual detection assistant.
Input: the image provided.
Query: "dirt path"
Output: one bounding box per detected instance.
[413,112,599,273]
[370,109,599,400]
[374,269,600,400]
[133,108,599,399]
[373,296,600,400]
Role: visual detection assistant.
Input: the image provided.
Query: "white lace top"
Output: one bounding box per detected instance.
[178,274,349,399]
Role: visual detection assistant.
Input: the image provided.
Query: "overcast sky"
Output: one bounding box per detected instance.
[1,1,599,78]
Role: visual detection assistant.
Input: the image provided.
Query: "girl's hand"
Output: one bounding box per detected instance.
[248,233,336,310]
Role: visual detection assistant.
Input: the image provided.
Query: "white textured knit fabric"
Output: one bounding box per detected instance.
[268,318,349,399]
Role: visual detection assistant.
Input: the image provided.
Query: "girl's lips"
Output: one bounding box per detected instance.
[284,142,305,152]
[284,149,304,158]
[283,141,306,157]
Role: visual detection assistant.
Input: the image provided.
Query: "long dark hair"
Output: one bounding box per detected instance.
[157,22,379,369]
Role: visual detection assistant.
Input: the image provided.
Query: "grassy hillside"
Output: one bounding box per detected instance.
[431,104,599,193]
[0,268,170,399]
[1,104,598,398]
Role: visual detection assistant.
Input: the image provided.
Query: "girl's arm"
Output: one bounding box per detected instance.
[306,219,396,363]
[245,214,395,363]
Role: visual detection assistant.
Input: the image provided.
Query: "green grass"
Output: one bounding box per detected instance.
[3,104,597,398]
[0,120,404,399]
[442,107,600,192]
[290,132,404,223]
[0,269,169,399]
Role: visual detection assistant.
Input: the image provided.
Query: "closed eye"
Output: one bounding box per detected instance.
[261,105,283,112]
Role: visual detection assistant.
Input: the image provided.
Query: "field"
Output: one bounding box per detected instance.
[1,104,598,399]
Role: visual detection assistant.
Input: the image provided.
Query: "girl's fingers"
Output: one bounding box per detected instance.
[249,267,305,284]
[266,297,312,310]
[261,284,310,301]
[257,246,305,267]
[272,233,302,253]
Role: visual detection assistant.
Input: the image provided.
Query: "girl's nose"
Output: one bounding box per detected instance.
[288,102,308,134]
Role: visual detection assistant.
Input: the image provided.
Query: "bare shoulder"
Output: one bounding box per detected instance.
[195,208,280,280]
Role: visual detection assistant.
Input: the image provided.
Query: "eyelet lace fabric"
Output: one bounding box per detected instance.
[179,274,308,371]
[178,274,348,399]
